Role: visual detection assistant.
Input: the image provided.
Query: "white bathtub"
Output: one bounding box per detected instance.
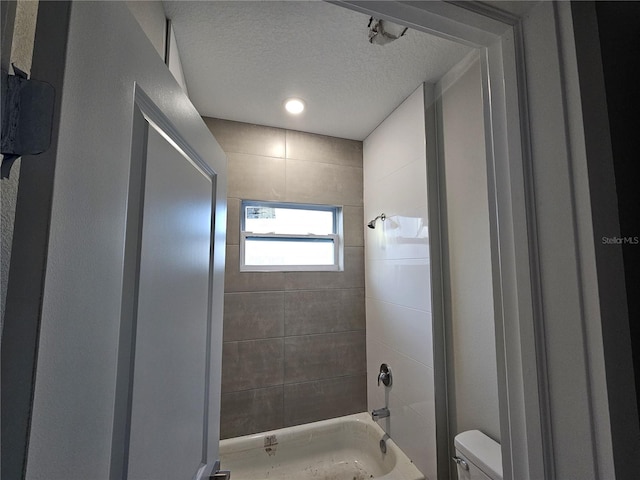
[219,412,425,480]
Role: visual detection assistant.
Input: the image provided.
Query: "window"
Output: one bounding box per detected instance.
[240,201,342,272]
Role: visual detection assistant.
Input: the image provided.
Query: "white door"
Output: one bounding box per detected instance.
[125,126,215,480]
[22,3,227,479]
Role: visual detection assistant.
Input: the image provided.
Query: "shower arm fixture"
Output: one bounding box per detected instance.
[367,213,386,229]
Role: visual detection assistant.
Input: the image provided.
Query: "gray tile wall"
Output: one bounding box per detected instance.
[205,118,367,439]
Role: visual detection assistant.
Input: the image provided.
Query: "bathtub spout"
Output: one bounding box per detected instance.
[371,407,390,421]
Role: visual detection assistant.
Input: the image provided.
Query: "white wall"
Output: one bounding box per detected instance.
[363,85,436,480]
[167,22,188,94]
[126,0,166,58]
[125,1,188,95]
[437,54,500,442]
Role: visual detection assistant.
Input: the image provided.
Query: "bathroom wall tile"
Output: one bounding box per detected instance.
[284,246,364,290]
[362,85,436,480]
[343,206,364,247]
[387,403,436,480]
[204,117,286,158]
[285,130,362,168]
[284,331,365,384]
[366,337,436,480]
[366,338,388,412]
[283,375,366,427]
[388,351,434,422]
[365,157,427,222]
[285,159,363,206]
[222,338,284,392]
[224,292,284,341]
[225,245,285,292]
[219,119,367,436]
[366,297,433,367]
[364,215,430,263]
[226,197,241,246]
[366,338,435,422]
[220,386,284,439]
[227,152,285,201]
[363,86,425,185]
[364,158,429,261]
[365,257,431,312]
[284,288,364,336]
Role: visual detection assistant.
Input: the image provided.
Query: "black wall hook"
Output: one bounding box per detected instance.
[1,65,55,179]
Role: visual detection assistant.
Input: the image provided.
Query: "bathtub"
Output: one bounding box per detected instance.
[219,412,425,480]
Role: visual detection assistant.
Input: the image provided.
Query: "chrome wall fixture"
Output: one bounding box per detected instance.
[377,363,392,387]
[367,213,386,229]
[367,17,408,46]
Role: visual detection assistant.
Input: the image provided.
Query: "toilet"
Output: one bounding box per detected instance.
[453,430,502,480]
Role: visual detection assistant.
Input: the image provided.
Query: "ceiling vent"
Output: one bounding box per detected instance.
[367,17,408,45]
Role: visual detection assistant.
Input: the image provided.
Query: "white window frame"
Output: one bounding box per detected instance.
[239,200,343,272]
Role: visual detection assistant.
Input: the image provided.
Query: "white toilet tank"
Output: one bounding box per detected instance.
[453,430,502,480]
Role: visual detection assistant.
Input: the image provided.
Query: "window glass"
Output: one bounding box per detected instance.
[244,205,334,235]
[244,237,335,266]
[240,201,341,271]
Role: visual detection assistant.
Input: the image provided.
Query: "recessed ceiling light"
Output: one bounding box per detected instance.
[284,98,305,115]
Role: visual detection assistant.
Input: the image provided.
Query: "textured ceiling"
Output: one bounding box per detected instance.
[163,1,473,140]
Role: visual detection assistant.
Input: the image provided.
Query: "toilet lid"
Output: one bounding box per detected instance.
[454,430,502,480]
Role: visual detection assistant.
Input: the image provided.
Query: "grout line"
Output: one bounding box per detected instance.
[226,151,286,161]
[282,373,367,388]
[284,134,288,200]
[222,373,368,396]
[221,329,366,346]
[280,330,365,340]
[224,284,366,294]
[281,340,286,423]
[284,129,288,159]
[224,287,365,296]
[285,157,364,170]
[222,384,283,396]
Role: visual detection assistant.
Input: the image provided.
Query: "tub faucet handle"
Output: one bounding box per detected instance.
[378,363,392,387]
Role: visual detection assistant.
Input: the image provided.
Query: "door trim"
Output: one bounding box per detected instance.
[110,84,220,480]
[337,1,620,479]
[338,2,547,477]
